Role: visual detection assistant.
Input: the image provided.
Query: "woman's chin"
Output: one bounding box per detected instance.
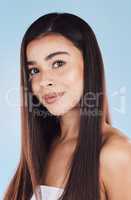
[46,105,70,117]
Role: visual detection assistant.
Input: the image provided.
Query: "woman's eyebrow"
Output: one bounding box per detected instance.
[26,51,70,65]
[45,51,70,61]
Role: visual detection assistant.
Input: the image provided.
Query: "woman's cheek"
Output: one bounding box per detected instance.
[31,80,39,96]
[62,68,77,83]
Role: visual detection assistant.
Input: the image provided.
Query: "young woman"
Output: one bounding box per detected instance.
[4,12,131,200]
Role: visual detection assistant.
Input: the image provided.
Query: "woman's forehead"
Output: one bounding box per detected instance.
[26,34,81,60]
[27,34,75,51]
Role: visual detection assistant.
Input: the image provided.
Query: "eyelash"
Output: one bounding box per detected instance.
[28,60,66,77]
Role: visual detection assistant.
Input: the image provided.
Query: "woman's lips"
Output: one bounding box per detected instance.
[43,92,65,104]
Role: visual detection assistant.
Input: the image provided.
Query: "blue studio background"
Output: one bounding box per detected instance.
[0,0,131,199]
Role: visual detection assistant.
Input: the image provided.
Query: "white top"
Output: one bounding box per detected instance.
[31,185,64,200]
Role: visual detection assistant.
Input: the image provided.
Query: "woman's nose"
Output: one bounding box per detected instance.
[39,70,55,88]
[39,79,54,88]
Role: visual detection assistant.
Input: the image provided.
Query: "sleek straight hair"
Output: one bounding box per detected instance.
[4,12,111,200]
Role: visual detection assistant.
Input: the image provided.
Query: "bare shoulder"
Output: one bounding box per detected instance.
[100,124,131,163]
[100,124,131,199]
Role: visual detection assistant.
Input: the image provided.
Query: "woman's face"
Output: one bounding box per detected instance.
[26,34,84,116]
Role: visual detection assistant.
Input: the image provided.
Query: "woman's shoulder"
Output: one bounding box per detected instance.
[100,124,131,159]
[100,124,131,199]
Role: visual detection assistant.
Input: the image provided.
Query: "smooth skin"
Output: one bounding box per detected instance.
[26,34,131,200]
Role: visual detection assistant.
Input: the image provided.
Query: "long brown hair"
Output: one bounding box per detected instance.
[4,12,111,200]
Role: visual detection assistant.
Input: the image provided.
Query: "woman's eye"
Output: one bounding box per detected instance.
[28,68,39,76]
[52,60,66,68]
